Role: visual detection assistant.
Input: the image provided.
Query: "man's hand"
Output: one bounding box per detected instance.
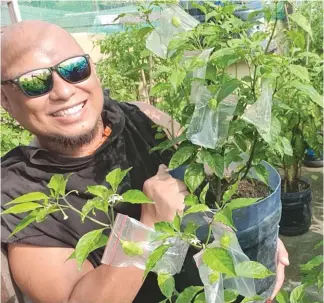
[270,238,290,301]
[141,164,189,227]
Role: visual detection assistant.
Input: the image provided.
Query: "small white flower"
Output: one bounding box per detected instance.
[190,237,201,246]
[108,194,123,205]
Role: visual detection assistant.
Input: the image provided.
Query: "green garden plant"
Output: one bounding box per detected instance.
[2,1,322,302]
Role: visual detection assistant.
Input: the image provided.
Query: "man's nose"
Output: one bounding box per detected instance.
[49,71,76,102]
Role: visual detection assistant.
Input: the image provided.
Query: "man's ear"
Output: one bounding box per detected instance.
[1,87,13,116]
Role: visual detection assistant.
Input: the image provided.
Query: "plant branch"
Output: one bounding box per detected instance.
[205,223,212,245]
[265,4,278,54]
[61,198,110,228]
[242,134,258,180]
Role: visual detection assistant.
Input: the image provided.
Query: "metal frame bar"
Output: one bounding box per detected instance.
[1,0,21,23]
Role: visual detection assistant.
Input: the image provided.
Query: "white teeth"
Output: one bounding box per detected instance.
[53,102,84,117]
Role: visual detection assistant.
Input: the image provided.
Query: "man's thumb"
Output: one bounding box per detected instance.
[157,164,168,175]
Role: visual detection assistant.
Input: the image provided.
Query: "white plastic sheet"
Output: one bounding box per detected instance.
[101,213,189,275]
[187,92,239,149]
[146,4,199,58]
[194,222,257,303]
[242,80,273,142]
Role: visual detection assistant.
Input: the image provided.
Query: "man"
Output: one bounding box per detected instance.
[1,21,289,303]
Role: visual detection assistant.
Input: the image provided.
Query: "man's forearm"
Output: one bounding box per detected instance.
[69,264,144,303]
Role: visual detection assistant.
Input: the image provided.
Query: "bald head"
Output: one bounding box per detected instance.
[1,20,83,79]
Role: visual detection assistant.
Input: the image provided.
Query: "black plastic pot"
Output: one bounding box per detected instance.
[170,161,281,298]
[304,149,323,168]
[279,177,312,236]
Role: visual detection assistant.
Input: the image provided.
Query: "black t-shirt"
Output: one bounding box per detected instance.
[1,90,172,302]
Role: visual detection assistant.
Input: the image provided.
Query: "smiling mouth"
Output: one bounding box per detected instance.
[52,101,86,117]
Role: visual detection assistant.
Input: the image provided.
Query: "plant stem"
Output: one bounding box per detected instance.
[205,223,212,246]
[215,175,222,207]
[265,4,278,54]
[242,135,258,180]
[110,206,115,225]
[61,198,110,228]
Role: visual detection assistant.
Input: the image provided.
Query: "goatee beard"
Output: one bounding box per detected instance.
[40,118,103,152]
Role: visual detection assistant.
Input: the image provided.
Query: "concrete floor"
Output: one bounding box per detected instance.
[279,166,323,302]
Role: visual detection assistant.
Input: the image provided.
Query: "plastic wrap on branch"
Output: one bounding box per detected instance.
[146,4,199,58]
[194,222,257,303]
[188,48,214,104]
[194,250,225,303]
[101,214,189,275]
[242,80,273,143]
[185,48,214,80]
[187,90,239,149]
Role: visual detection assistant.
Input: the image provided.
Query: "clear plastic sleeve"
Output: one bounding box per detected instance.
[101,213,189,275]
[193,222,258,303]
[146,4,199,58]
[187,92,239,149]
[242,80,273,142]
[194,250,225,303]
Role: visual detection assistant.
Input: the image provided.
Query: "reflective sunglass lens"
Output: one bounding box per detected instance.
[58,56,90,83]
[19,69,52,97]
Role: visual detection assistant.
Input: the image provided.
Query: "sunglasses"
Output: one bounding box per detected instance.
[1,54,91,98]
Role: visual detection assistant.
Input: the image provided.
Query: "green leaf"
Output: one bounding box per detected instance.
[170,69,186,92]
[155,133,166,140]
[75,229,105,270]
[288,64,310,82]
[48,174,71,198]
[158,274,175,298]
[160,133,187,153]
[314,241,323,250]
[289,13,313,40]
[191,2,206,14]
[224,289,239,303]
[184,164,205,194]
[227,198,260,210]
[199,183,209,204]
[143,244,171,280]
[213,207,236,231]
[121,240,144,257]
[86,185,112,199]
[5,192,48,205]
[209,271,220,284]
[175,286,204,303]
[254,164,269,185]
[173,213,181,232]
[154,221,175,235]
[184,204,210,216]
[202,247,236,276]
[106,167,132,193]
[241,296,264,303]
[224,148,242,167]
[35,206,59,223]
[67,234,108,261]
[1,202,42,215]
[169,146,196,170]
[291,81,323,108]
[276,290,290,303]
[150,82,173,97]
[194,292,206,303]
[290,284,306,303]
[217,79,241,102]
[197,150,224,178]
[185,194,199,206]
[300,255,323,271]
[223,182,239,203]
[8,209,39,238]
[280,137,293,156]
[235,261,275,279]
[122,190,153,204]
[184,221,199,236]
